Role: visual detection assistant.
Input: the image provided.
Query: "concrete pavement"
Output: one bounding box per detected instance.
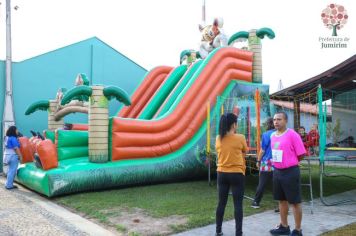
[0,176,117,236]
[174,190,356,236]
[1,174,355,236]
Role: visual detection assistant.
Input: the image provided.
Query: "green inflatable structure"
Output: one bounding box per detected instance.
[16,46,271,197]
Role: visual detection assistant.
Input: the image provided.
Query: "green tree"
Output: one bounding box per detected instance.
[327,118,344,145]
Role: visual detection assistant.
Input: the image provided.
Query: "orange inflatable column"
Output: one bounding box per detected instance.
[37,139,58,170]
[255,89,261,154]
[19,137,34,163]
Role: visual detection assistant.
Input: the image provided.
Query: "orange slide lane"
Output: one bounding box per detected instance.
[152,61,200,119]
[112,48,253,160]
[118,66,173,118]
[136,66,184,118]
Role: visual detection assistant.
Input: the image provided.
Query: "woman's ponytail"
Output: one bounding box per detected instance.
[219,113,237,139]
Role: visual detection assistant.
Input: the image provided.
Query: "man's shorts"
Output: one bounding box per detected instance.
[273,166,302,204]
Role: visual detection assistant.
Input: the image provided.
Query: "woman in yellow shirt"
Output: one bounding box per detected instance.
[215,113,248,236]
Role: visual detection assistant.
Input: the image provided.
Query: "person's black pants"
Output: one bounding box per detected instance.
[216,172,245,236]
[254,171,273,204]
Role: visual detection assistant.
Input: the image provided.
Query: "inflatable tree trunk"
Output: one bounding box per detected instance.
[48,100,64,131]
[89,86,109,163]
[248,29,263,84]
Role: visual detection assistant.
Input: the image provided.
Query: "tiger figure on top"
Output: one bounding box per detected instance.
[199,17,228,59]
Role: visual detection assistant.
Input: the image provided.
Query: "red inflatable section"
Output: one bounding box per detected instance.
[18,137,34,163]
[37,139,58,170]
[29,136,41,154]
[71,124,88,131]
[111,48,253,160]
[118,66,173,118]
[62,67,173,129]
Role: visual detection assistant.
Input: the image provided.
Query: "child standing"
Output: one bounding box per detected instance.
[307,124,320,156]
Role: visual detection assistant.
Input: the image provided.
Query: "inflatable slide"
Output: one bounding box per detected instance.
[17,47,256,197]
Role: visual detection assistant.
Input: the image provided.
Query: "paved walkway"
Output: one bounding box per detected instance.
[174,190,356,236]
[0,176,117,236]
[1,174,355,236]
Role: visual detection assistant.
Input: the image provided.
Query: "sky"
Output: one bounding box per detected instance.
[0,0,355,93]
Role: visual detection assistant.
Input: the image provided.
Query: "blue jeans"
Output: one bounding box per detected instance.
[4,154,19,188]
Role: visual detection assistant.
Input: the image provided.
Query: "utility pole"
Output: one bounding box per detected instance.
[278,79,284,91]
[202,0,206,24]
[3,0,15,133]
[2,0,15,172]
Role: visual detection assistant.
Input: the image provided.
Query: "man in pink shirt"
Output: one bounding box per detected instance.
[270,112,306,236]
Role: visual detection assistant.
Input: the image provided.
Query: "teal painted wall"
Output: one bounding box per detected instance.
[10,37,146,138]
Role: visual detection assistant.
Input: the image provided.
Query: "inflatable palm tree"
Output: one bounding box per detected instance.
[25,73,91,131]
[179,49,201,65]
[61,85,131,163]
[228,28,275,83]
[25,99,64,131]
